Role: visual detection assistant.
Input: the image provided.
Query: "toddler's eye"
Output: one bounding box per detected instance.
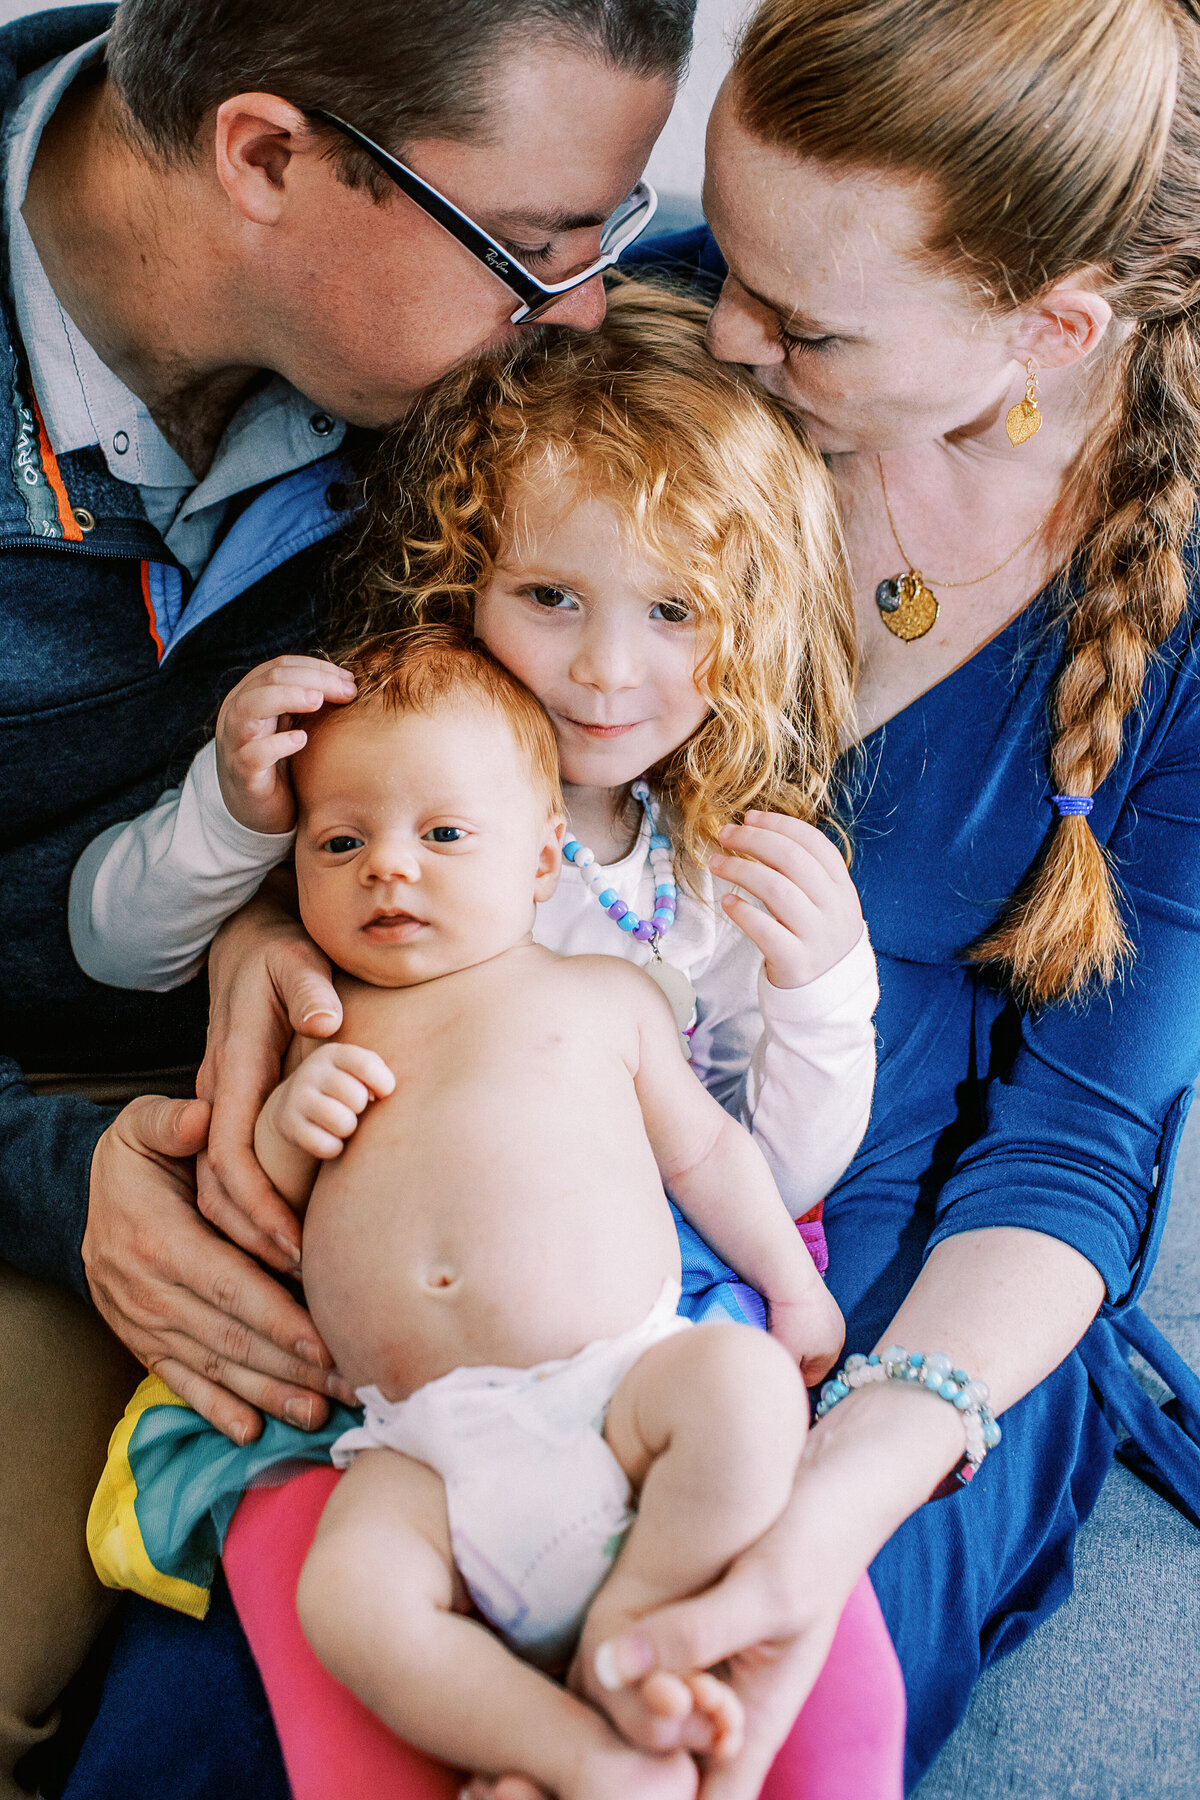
[425,826,466,844]
[322,835,363,855]
[526,584,577,610]
[652,598,694,625]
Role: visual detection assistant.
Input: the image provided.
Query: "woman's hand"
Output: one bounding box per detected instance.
[214,655,355,834]
[711,814,863,991]
[84,1096,349,1444]
[196,886,344,1272]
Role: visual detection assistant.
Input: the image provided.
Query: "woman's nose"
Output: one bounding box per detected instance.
[707,281,785,367]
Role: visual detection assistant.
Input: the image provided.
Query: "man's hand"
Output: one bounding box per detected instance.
[711,813,864,991]
[197,890,344,1271]
[84,1096,349,1444]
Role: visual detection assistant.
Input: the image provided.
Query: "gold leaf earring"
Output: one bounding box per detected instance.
[1006,359,1042,447]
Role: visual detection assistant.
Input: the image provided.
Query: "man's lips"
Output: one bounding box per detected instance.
[361,910,426,940]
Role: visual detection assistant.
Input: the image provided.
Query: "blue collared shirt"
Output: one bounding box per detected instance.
[1,30,347,577]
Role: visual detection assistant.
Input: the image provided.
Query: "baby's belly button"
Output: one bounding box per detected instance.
[421,1263,461,1293]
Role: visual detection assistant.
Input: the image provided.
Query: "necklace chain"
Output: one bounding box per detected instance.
[562,780,677,950]
[877,456,1058,589]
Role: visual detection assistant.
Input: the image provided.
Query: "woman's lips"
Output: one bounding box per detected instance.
[362,912,425,941]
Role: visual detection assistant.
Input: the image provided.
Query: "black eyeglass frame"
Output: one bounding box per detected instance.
[307,108,658,324]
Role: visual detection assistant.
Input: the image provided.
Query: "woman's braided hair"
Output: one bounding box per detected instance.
[736,0,1200,1004]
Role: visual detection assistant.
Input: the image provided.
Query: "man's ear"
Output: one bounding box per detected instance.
[212,93,327,225]
[1013,280,1115,371]
[533,815,567,902]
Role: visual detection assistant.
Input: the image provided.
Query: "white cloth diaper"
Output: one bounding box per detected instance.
[331,1281,689,1669]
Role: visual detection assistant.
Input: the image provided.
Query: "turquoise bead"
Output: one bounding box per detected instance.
[867,1353,881,1366]
[563,840,581,862]
[939,1380,961,1401]
[983,1419,1002,1449]
[953,1391,973,1411]
[909,1351,925,1367]
[618,913,638,931]
[598,888,618,907]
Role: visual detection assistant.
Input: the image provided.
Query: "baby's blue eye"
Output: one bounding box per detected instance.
[426,826,466,843]
[322,835,363,854]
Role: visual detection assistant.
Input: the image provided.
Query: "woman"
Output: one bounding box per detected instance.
[71,0,1200,1794]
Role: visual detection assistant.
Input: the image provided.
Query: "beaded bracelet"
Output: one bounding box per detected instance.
[815,1346,1002,1491]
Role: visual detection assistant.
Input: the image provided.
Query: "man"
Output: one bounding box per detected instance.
[0,1,687,1789]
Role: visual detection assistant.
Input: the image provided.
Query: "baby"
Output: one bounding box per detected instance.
[250,624,844,1799]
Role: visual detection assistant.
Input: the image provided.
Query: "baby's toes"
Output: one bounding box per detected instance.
[686,1672,745,1763]
[592,1653,707,1752]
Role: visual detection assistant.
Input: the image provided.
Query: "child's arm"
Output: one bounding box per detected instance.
[695,814,878,1217]
[68,656,353,993]
[629,973,844,1384]
[254,1040,395,1211]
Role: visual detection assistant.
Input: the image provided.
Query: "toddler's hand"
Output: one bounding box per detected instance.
[267,1043,395,1160]
[711,813,863,990]
[215,656,356,833]
[768,1282,845,1387]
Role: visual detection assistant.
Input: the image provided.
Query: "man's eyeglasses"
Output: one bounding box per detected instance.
[308,109,658,324]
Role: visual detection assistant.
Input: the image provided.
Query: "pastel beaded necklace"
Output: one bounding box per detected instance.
[561,780,677,947]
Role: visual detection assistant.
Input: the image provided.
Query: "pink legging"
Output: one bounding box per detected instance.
[224,1468,905,1800]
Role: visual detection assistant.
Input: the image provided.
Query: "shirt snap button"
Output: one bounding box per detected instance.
[72,508,95,532]
[324,481,352,511]
[112,431,130,455]
[309,412,335,436]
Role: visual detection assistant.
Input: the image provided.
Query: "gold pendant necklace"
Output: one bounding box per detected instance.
[875,457,1058,643]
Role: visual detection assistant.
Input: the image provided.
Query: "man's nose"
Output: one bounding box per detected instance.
[526,273,607,334]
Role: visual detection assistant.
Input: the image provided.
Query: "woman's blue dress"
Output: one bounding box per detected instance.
[58,233,1200,1798]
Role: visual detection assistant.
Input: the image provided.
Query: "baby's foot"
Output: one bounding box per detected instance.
[592,1649,745,1762]
[458,1743,698,1800]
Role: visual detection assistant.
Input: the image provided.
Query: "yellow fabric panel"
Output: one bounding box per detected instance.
[86,1373,211,1621]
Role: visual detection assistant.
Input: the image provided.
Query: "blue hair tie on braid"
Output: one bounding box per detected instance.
[1052,794,1094,818]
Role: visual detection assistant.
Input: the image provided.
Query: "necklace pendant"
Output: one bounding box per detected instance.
[877,570,939,641]
[644,957,698,1059]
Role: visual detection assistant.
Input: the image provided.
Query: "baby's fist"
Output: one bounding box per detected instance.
[769,1282,845,1388]
[272,1043,395,1159]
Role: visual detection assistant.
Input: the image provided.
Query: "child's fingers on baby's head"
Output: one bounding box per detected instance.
[236,681,337,722]
[232,730,307,773]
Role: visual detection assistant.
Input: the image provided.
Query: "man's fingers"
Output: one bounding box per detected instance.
[197,1146,303,1271]
[150,1356,267,1446]
[119,1094,211,1161]
[273,959,342,1038]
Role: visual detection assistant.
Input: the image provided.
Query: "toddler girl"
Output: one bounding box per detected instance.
[75,282,900,1800]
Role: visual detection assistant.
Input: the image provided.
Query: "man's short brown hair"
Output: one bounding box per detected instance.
[107,0,693,183]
